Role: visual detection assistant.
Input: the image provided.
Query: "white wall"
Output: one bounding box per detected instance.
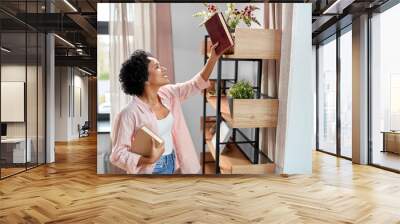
[170,3,264,156]
[276,4,313,174]
[75,72,89,137]
[54,67,89,141]
[73,73,89,137]
[55,66,68,141]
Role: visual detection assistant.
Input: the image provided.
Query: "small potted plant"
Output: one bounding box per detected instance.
[193,3,261,33]
[227,80,254,115]
[194,3,261,55]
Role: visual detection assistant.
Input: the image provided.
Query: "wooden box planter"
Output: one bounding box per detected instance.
[207,95,278,129]
[201,28,281,60]
[227,97,279,128]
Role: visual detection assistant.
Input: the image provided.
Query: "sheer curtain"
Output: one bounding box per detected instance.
[260,3,282,165]
[109,3,152,130]
[108,3,175,131]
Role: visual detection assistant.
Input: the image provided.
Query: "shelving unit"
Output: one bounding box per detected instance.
[201,28,281,174]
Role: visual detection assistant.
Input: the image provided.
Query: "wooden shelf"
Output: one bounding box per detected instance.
[204,121,275,174]
[206,53,264,60]
[207,140,249,170]
[200,28,280,174]
[206,95,278,128]
[202,28,281,60]
[200,116,216,141]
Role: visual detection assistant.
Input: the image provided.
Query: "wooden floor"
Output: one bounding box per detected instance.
[1,135,400,223]
[1,167,26,178]
[1,163,45,178]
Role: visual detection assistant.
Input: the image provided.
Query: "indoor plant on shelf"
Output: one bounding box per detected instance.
[193,3,261,33]
[193,3,261,55]
[227,80,255,115]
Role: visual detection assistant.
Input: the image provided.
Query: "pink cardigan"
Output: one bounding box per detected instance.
[110,73,210,174]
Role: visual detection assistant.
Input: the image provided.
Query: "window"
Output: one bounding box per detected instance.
[97,35,110,115]
[97,4,111,132]
[390,74,400,130]
[371,3,400,171]
[98,3,110,22]
[340,28,352,158]
[0,1,46,179]
[317,37,337,155]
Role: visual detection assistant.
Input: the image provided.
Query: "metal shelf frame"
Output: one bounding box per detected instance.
[202,35,264,174]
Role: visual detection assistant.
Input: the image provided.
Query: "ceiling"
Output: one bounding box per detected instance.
[2,0,396,74]
[0,0,97,75]
[309,0,391,44]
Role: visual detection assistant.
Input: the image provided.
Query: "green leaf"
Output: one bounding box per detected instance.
[228,80,254,99]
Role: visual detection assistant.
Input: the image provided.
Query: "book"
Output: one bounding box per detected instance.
[131,126,164,157]
[201,12,234,55]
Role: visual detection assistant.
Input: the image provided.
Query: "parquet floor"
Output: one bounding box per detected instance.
[1,167,26,178]
[1,134,400,223]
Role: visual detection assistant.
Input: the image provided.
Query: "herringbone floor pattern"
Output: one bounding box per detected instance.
[1,134,400,223]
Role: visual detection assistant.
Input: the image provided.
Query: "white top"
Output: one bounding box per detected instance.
[157,112,174,155]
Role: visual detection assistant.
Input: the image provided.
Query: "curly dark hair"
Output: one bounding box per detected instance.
[119,50,153,96]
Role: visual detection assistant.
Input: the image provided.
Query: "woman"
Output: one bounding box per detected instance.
[110,43,223,174]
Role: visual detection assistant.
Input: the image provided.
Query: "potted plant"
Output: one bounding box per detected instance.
[227,80,254,115]
[194,3,261,55]
[193,3,261,33]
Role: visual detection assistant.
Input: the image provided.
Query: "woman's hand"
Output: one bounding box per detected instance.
[149,138,165,163]
[209,42,223,62]
[137,139,165,165]
[199,41,229,83]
